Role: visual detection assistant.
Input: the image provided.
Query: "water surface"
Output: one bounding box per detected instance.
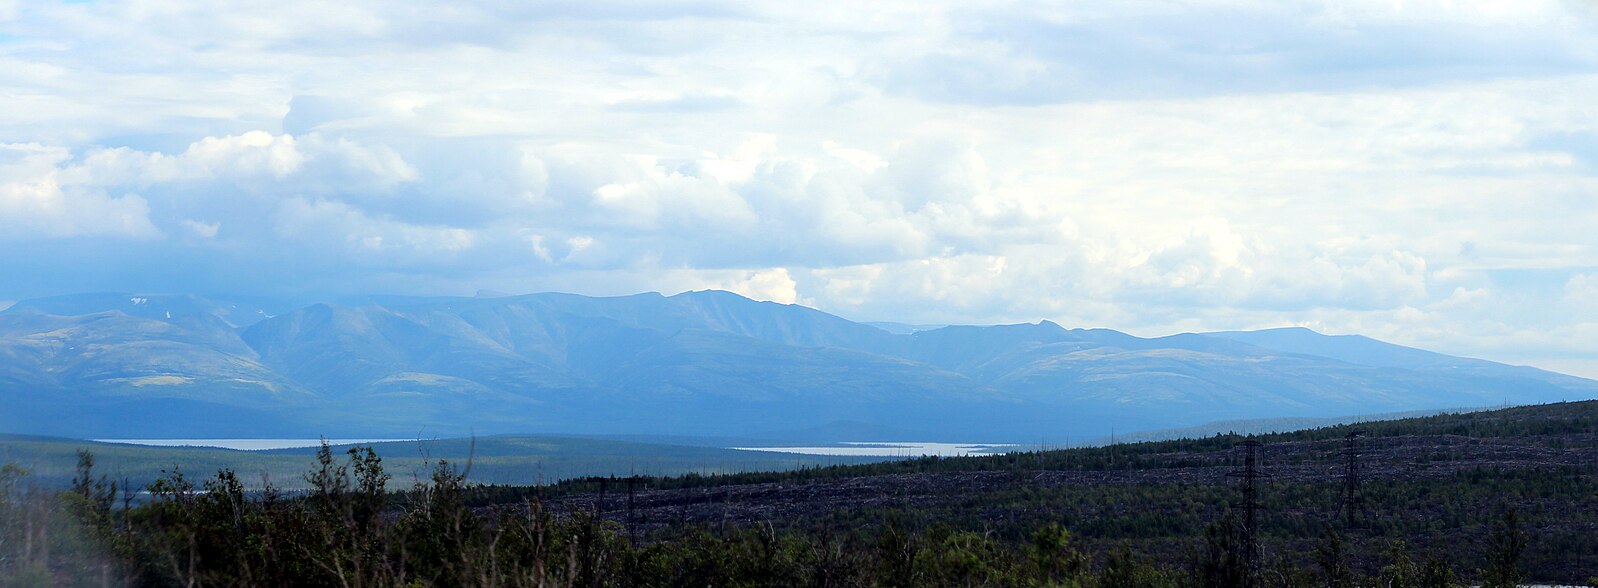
[94,439,414,451]
[731,441,1015,457]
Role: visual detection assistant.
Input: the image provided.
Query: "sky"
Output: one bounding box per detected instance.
[2,0,1598,375]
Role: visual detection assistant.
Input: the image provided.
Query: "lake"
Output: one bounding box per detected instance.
[730,441,1015,457]
[91,438,1017,457]
[93,439,415,451]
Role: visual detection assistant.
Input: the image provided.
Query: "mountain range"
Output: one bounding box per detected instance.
[2,290,1594,441]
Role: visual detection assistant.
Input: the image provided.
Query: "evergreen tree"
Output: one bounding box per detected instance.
[1480,506,1527,588]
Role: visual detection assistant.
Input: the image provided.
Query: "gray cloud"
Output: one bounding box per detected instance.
[877,1,1598,105]
[3,0,1598,375]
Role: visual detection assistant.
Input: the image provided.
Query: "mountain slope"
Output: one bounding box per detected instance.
[1206,327,1484,369]
[2,290,1595,440]
[6,292,292,328]
[1205,327,1595,389]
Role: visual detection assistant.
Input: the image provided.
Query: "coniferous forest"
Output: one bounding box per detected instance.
[4,401,1598,587]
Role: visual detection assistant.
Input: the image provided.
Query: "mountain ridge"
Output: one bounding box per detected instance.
[2,290,1594,440]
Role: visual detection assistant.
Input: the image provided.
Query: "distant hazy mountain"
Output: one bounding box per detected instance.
[5,292,294,328]
[1205,327,1560,375]
[2,290,1594,441]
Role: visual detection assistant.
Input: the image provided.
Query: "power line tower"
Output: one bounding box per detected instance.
[1227,439,1267,587]
[1334,431,1370,529]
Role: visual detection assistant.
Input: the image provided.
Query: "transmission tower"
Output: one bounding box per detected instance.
[1227,439,1268,587]
[1333,431,1370,529]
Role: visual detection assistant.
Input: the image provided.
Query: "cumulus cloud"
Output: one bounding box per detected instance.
[3,0,1598,375]
[0,143,160,240]
[701,268,800,305]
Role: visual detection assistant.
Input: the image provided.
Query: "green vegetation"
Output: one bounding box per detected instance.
[0,445,1555,587]
[3,400,1597,586]
[461,398,1598,503]
[0,434,879,489]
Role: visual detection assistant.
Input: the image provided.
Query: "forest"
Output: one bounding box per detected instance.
[4,401,1598,587]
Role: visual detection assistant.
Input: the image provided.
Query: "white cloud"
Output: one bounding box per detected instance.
[2,0,1598,374]
[0,143,160,240]
[273,197,477,258]
[702,267,800,304]
[181,219,220,239]
[69,132,416,189]
[587,160,758,231]
[563,235,600,264]
[1562,274,1598,324]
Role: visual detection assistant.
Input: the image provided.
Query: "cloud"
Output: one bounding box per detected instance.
[181,219,220,239]
[607,94,743,113]
[1563,273,1598,319]
[2,0,1598,375]
[875,0,1598,105]
[697,267,800,304]
[273,197,478,260]
[0,143,160,240]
